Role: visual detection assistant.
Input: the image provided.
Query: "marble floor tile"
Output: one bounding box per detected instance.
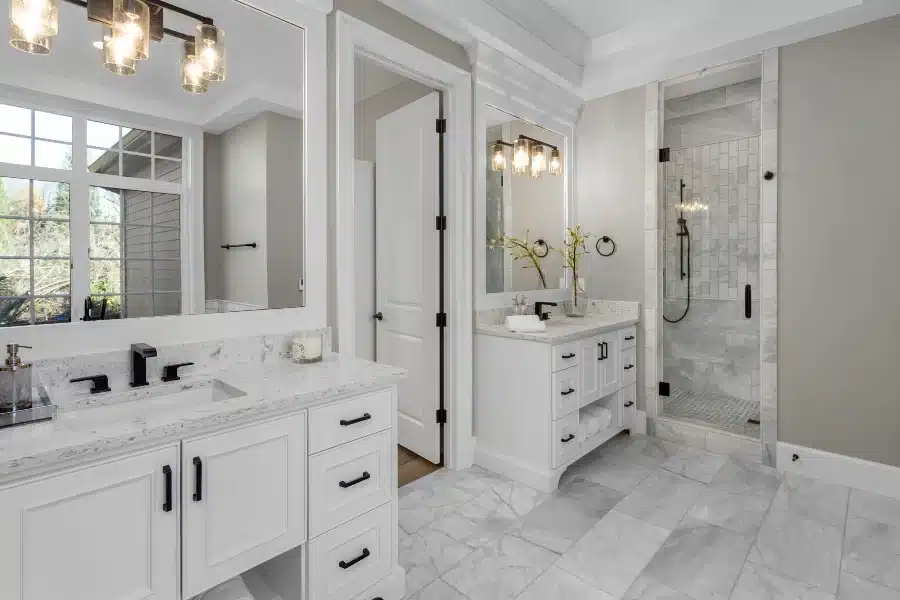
[556,510,671,597]
[642,522,754,600]
[849,490,900,528]
[749,507,843,593]
[623,575,695,599]
[661,446,728,483]
[682,485,772,535]
[616,469,704,529]
[709,456,781,501]
[428,489,521,548]
[440,534,558,600]
[399,484,477,534]
[601,434,683,468]
[408,578,468,600]
[560,452,653,494]
[517,565,614,600]
[772,472,850,528]
[842,516,900,592]
[512,478,624,553]
[731,562,835,600]
[488,478,548,516]
[840,572,900,600]
[400,528,475,596]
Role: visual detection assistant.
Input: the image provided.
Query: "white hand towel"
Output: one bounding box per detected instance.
[197,577,255,600]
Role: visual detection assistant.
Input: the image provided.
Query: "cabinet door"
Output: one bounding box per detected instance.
[578,336,602,405]
[0,446,179,600]
[182,413,307,598]
[599,333,621,396]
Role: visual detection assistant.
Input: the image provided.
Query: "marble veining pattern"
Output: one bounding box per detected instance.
[475,314,638,344]
[401,433,900,599]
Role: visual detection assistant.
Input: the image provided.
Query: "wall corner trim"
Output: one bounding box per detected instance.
[777,442,900,501]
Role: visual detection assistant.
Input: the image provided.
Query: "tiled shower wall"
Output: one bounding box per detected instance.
[662,79,761,404]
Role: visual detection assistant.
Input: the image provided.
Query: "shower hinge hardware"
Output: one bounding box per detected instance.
[435,216,447,231]
[436,408,447,424]
[436,118,447,134]
[659,147,671,163]
[436,313,447,328]
[659,382,670,397]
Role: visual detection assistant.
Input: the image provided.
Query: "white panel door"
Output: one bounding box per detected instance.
[182,413,307,598]
[0,446,179,600]
[375,91,441,464]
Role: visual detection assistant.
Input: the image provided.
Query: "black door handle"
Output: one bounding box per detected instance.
[561,353,576,359]
[162,465,173,512]
[339,472,371,488]
[561,434,575,443]
[624,336,635,341]
[561,388,576,396]
[192,457,203,502]
[624,364,634,370]
[373,312,383,321]
[745,284,751,319]
[624,401,635,407]
[339,548,371,569]
[340,413,372,426]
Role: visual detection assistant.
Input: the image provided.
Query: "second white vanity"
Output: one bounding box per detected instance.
[474,312,638,492]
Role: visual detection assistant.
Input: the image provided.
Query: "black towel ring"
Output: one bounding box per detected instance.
[595,236,616,257]
[533,239,549,258]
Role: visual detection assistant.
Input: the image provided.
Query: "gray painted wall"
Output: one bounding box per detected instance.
[334,0,470,73]
[355,79,434,162]
[780,16,900,467]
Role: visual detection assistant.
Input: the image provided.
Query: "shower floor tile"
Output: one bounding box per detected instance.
[663,388,760,439]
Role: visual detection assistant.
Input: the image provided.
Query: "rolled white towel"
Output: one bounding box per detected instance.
[196,577,255,600]
[594,407,612,430]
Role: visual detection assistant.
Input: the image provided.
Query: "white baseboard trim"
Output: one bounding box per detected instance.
[475,447,560,493]
[634,410,648,435]
[777,442,900,501]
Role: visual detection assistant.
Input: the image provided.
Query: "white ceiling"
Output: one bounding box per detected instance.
[0,0,305,132]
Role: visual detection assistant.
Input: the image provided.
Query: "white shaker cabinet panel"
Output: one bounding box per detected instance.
[182,413,307,598]
[578,337,602,405]
[599,333,622,397]
[0,446,180,600]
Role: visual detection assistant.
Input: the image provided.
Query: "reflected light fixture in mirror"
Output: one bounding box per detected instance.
[102,25,136,75]
[549,148,561,176]
[513,137,530,175]
[196,23,226,82]
[112,0,149,61]
[8,0,58,54]
[491,142,507,171]
[530,144,546,179]
[181,39,208,93]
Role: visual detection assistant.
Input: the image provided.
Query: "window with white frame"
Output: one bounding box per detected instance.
[0,102,184,326]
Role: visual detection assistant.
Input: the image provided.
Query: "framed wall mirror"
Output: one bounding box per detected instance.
[0,0,306,327]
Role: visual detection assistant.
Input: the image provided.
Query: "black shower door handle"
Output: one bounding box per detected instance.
[745,284,751,319]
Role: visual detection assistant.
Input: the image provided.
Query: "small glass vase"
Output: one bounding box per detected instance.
[563,285,587,317]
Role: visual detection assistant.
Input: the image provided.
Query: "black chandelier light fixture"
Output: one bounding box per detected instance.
[8,0,226,93]
[491,134,562,179]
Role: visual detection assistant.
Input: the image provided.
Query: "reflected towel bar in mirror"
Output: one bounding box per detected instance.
[221,243,258,250]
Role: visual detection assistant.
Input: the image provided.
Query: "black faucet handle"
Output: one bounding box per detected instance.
[70,374,111,394]
[131,343,157,357]
[161,362,195,383]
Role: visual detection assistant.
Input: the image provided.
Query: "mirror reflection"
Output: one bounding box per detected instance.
[0,0,305,326]
[485,106,565,294]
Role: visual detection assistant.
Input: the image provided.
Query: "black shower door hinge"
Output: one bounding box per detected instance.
[435,215,447,231]
[659,381,671,397]
[659,147,671,163]
[436,408,447,424]
[436,118,447,134]
[436,312,447,328]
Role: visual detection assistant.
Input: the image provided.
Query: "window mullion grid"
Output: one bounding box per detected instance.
[28,179,35,324]
[70,115,90,322]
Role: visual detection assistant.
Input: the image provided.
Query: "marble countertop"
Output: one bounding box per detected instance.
[0,355,406,485]
[475,314,638,344]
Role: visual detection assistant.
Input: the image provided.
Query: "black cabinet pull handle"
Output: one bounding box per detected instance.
[624,401,635,407]
[624,364,634,370]
[561,388,576,396]
[561,353,576,359]
[162,465,173,513]
[624,336,635,341]
[745,284,752,319]
[192,457,203,502]
[597,342,608,361]
[339,472,371,488]
[340,413,372,427]
[339,548,371,569]
[561,434,575,443]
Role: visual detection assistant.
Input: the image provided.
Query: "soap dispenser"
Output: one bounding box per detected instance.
[0,344,33,413]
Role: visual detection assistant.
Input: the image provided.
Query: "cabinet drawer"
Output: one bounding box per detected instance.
[551,366,580,419]
[618,326,637,349]
[309,503,393,600]
[309,431,392,537]
[551,412,579,469]
[310,390,392,453]
[621,346,637,386]
[551,342,580,372]
[620,384,637,427]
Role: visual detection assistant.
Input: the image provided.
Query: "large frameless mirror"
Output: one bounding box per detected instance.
[484,105,565,294]
[0,0,305,326]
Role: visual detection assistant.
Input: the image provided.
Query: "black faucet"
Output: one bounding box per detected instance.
[534,301,558,321]
[130,343,157,388]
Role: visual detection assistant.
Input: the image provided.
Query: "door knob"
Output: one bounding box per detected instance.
[373,312,384,321]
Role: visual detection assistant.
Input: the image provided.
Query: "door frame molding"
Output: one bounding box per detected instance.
[332,11,475,469]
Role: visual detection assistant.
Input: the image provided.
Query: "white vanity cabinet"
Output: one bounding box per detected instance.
[475,321,639,492]
[0,445,180,600]
[182,413,307,598]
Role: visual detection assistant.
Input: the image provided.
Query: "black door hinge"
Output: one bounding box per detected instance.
[659,381,670,397]
[659,147,671,163]
[435,215,447,231]
[436,408,447,424]
[436,118,446,134]
[436,312,447,328]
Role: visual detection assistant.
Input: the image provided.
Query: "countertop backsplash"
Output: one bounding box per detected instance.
[35,327,333,409]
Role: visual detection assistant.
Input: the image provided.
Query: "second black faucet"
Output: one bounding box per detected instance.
[130,343,157,388]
